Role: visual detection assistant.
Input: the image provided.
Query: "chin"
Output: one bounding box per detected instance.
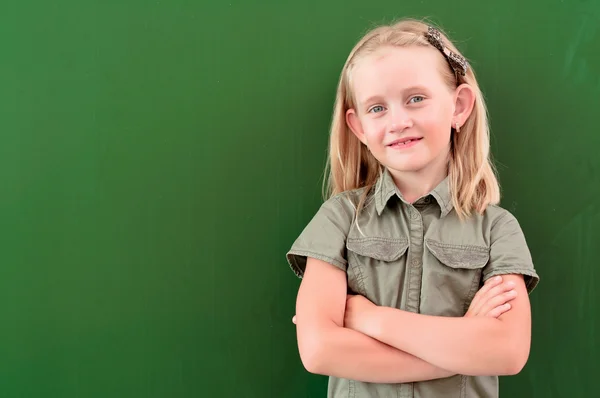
[384,159,430,173]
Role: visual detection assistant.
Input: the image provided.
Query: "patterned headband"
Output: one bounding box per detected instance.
[425,26,469,76]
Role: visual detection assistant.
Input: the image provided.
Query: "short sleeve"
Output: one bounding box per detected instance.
[483,210,540,293]
[286,196,354,278]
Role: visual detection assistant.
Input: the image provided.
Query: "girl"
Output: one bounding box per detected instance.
[286,19,539,397]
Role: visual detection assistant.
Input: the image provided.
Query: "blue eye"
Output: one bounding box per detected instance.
[369,105,385,113]
[409,96,425,104]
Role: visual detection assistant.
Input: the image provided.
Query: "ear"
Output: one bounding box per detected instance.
[453,83,476,127]
[346,108,367,145]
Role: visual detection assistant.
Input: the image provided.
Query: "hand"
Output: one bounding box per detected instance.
[464,275,517,318]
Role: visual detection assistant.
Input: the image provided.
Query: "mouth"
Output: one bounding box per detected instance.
[387,137,423,148]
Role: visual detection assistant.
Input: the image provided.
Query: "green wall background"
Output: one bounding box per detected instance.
[1,0,599,396]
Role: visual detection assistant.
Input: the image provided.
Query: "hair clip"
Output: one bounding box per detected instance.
[426,26,469,76]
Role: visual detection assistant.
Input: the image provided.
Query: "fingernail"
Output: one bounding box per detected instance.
[507,281,515,287]
[495,276,502,281]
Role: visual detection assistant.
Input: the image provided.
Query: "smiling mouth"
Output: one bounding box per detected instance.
[389,138,422,147]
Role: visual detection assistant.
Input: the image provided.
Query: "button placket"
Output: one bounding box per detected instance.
[409,207,420,220]
[406,204,424,314]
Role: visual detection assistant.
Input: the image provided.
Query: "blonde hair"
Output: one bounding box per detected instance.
[323,18,500,219]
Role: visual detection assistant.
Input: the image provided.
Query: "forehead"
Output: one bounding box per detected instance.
[351,46,448,102]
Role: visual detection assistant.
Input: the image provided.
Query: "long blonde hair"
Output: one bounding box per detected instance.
[323,18,500,219]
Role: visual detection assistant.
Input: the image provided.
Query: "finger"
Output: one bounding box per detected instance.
[479,289,517,315]
[481,281,516,304]
[469,276,503,315]
[292,315,297,324]
[485,275,503,285]
[475,275,502,299]
[486,303,511,318]
[470,279,514,316]
[477,280,515,305]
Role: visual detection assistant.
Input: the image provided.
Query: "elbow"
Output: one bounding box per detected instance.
[298,333,330,375]
[502,352,529,376]
[498,339,530,376]
[300,348,325,375]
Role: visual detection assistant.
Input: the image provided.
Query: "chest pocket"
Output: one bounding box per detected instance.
[423,239,490,315]
[345,237,409,306]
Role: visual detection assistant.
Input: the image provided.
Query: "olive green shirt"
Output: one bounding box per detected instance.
[286,168,539,398]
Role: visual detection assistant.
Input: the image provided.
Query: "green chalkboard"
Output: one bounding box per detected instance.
[1,0,598,397]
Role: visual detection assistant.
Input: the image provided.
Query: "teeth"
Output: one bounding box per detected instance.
[391,139,417,146]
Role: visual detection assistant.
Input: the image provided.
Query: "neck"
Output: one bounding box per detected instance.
[388,155,449,203]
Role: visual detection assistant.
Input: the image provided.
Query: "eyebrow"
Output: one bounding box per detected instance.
[359,85,431,106]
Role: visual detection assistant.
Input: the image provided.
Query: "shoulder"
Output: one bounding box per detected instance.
[323,186,374,217]
[329,185,371,205]
[427,204,526,249]
[285,187,370,278]
[480,205,539,292]
[483,204,524,232]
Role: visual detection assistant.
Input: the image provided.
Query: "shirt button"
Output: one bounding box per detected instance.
[410,210,419,220]
[411,259,420,267]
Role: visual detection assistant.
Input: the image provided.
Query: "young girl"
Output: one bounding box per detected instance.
[285,19,539,397]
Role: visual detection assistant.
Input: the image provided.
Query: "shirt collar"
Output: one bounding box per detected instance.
[374,168,454,217]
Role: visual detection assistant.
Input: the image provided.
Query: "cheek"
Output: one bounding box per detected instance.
[361,119,387,144]
[420,107,452,142]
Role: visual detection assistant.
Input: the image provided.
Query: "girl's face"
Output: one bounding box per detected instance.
[346,45,473,180]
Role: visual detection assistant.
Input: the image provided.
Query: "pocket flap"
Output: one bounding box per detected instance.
[425,239,489,269]
[347,237,409,262]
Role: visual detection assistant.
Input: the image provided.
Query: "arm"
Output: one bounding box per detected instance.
[349,274,531,376]
[295,257,454,383]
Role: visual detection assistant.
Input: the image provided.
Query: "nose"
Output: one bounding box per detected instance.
[389,107,412,133]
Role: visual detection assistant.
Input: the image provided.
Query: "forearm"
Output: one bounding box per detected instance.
[299,323,454,383]
[369,308,523,376]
